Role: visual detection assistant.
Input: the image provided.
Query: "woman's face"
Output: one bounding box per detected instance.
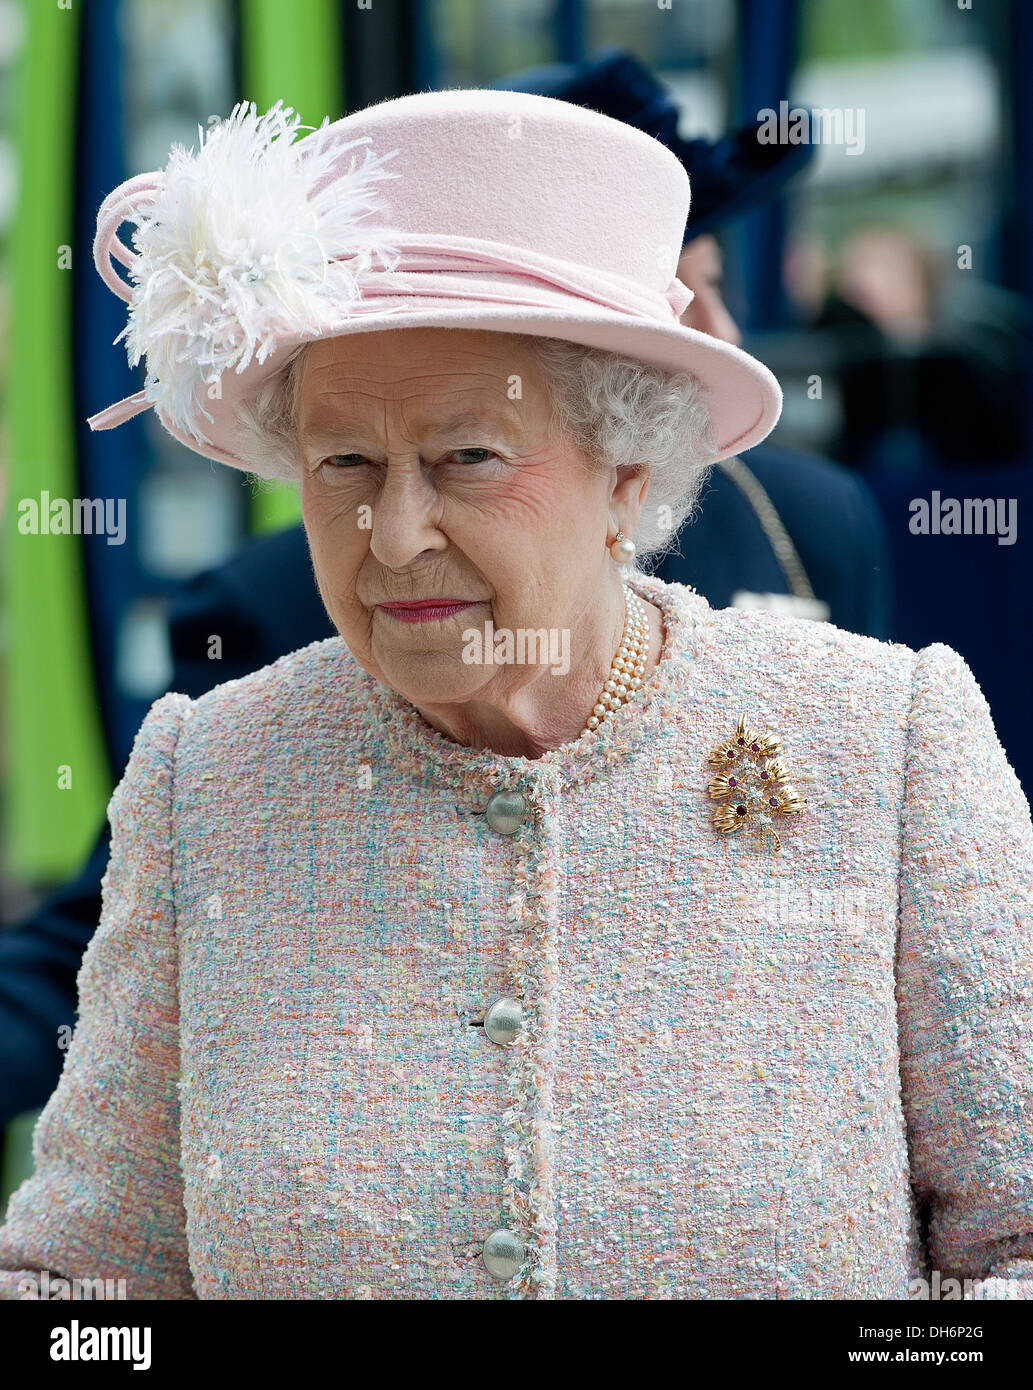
[298,327,647,708]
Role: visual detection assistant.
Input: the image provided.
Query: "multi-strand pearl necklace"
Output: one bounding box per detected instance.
[579,583,651,738]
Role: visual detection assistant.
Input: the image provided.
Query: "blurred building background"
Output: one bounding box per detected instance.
[1,0,1030,918]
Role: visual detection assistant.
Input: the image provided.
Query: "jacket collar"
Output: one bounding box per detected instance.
[357,573,714,802]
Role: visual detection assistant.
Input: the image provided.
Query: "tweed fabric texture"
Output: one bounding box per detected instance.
[1,572,1031,1300]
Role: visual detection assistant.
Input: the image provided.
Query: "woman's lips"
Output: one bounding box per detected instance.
[377,600,482,624]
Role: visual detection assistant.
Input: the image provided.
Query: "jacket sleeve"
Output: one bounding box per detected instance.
[0,692,196,1300]
[896,643,1033,1299]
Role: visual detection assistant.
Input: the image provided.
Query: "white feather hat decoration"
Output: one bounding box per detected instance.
[102,100,401,443]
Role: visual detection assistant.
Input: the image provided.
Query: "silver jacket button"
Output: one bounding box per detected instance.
[483,996,524,1046]
[482,1228,526,1280]
[484,789,527,835]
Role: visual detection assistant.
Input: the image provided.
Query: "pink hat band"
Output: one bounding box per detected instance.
[96,192,694,321]
[331,236,694,320]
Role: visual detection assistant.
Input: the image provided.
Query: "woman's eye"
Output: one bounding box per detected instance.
[452,447,497,464]
[315,448,498,473]
[322,453,367,468]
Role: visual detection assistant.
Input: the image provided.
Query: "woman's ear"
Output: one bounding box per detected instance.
[610,463,652,536]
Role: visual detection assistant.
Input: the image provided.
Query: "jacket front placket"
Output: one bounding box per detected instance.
[487,763,563,1299]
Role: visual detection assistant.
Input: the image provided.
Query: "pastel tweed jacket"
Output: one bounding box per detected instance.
[2,572,1032,1300]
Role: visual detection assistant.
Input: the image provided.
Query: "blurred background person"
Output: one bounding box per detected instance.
[813,225,1028,469]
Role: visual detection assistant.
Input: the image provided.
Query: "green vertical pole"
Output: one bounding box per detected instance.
[4,0,111,880]
[238,0,344,536]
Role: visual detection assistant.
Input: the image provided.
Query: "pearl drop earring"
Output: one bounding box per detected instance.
[609,530,636,565]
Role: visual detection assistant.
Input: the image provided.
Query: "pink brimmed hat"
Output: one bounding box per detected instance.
[89,88,782,472]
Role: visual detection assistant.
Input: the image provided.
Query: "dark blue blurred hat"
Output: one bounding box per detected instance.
[494,47,815,243]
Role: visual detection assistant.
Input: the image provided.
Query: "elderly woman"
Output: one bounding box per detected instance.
[1,90,1031,1302]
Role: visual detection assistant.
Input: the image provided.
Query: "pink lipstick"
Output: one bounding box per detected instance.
[377,599,481,624]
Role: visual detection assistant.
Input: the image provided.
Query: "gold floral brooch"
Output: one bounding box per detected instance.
[707,714,806,852]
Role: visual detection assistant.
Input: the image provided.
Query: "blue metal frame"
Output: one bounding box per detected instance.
[1005,0,1033,454]
[555,0,586,63]
[732,0,801,331]
[73,0,158,777]
[411,0,439,89]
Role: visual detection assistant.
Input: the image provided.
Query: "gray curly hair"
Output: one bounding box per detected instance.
[234,332,717,563]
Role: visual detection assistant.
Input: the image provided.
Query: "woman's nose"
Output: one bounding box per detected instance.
[368,462,447,568]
